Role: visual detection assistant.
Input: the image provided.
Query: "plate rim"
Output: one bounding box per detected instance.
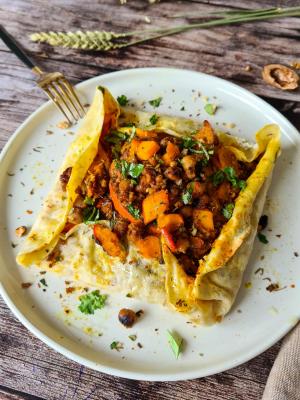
[0,67,299,381]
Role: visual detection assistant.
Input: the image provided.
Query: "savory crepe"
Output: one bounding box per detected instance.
[17,86,280,324]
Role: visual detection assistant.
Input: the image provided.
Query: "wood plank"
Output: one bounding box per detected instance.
[0,292,280,400]
[0,0,299,103]
[0,0,298,399]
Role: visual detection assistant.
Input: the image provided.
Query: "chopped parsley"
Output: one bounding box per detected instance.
[182,184,194,205]
[204,103,217,115]
[110,341,123,351]
[39,278,48,287]
[82,205,101,224]
[78,290,107,314]
[167,330,183,359]
[149,96,162,108]
[180,106,185,111]
[128,334,137,341]
[127,204,141,219]
[222,203,234,219]
[211,167,246,190]
[105,128,136,158]
[117,95,129,106]
[84,196,94,206]
[257,232,269,244]
[182,136,211,161]
[115,160,144,180]
[149,114,159,125]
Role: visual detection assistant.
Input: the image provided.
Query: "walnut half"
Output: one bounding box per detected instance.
[262,64,299,91]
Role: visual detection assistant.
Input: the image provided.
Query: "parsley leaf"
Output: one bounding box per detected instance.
[128,163,144,178]
[182,136,196,149]
[127,204,141,219]
[149,114,159,125]
[149,97,162,108]
[115,160,144,180]
[204,103,217,115]
[105,130,128,144]
[182,184,194,205]
[78,290,107,314]
[223,167,246,190]
[39,278,48,287]
[211,170,225,186]
[117,95,129,106]
[167,330,183,359]
[110,341,123,351]
[212,167,247,190]
[222,203,234,219]
[82,205,101,224]
[128,334,137,341]
[257,232,269,244]
[84,196,94,205]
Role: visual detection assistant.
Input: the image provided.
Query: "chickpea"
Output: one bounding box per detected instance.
[181,155,197,179]
[118,308,137,328]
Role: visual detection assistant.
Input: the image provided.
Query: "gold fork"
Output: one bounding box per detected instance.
[0,25,85,125]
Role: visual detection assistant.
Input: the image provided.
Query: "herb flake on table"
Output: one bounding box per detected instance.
[78,290,107,314]
[167,330,183,359]
[128,334,137,341]
[149,97,162,108]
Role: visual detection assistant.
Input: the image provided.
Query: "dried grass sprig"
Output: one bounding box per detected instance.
[30,7,300,52]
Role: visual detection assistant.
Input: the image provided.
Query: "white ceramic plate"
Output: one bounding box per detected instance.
[0,68,299,381]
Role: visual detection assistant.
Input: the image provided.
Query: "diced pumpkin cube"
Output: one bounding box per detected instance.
[157,213,184,231]
[142,190,169,224]
[193,209,214,231]
[136,141,160,161]
[136,236,161,259]
[162,142,180,165]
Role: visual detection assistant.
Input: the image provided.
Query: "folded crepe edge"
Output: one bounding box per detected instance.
[163,124,280,323]
[16,87,120,266]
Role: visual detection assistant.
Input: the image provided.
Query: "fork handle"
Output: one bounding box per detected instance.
[0,24,37,70]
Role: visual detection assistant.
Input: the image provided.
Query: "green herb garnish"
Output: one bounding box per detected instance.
[182,136,196,149]
[117,95,129,106]
[149,97,162,108]
[110,341,123,351]
[105,130,128,144]
[115,160,144,180]
[223,167,246,190]
[182,183,194,205]
[222,203,234,219]
[211,167,246,190]
[128,334,137,341]
[149,114,159,125]
[211,170,225,186]
[84,196,94,205]
[78,290,107,314]
[82,205,101,224]
[204,103,217,115]
[167,330,183,359]
[39,278,48,287]
[257,232,269,244]
[127,204,141,219]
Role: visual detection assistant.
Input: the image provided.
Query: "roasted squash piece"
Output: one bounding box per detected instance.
[142,190,169,224]
[93,224,126,260]
[136,128,158,139]
[217,146,239,170]
[157,213,184,231]
[109,182,138,223]
[162,142,180,166]
[136,235,161,259]
[193,209,214,232]
[136,141,160,161]
[195,120,215,145]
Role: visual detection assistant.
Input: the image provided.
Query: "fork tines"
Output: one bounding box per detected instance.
[39,72,85,124]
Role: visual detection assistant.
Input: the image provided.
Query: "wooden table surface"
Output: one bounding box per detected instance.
[0,1,299,399]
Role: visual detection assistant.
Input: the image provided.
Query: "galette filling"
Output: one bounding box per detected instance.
[63,120,257,277]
